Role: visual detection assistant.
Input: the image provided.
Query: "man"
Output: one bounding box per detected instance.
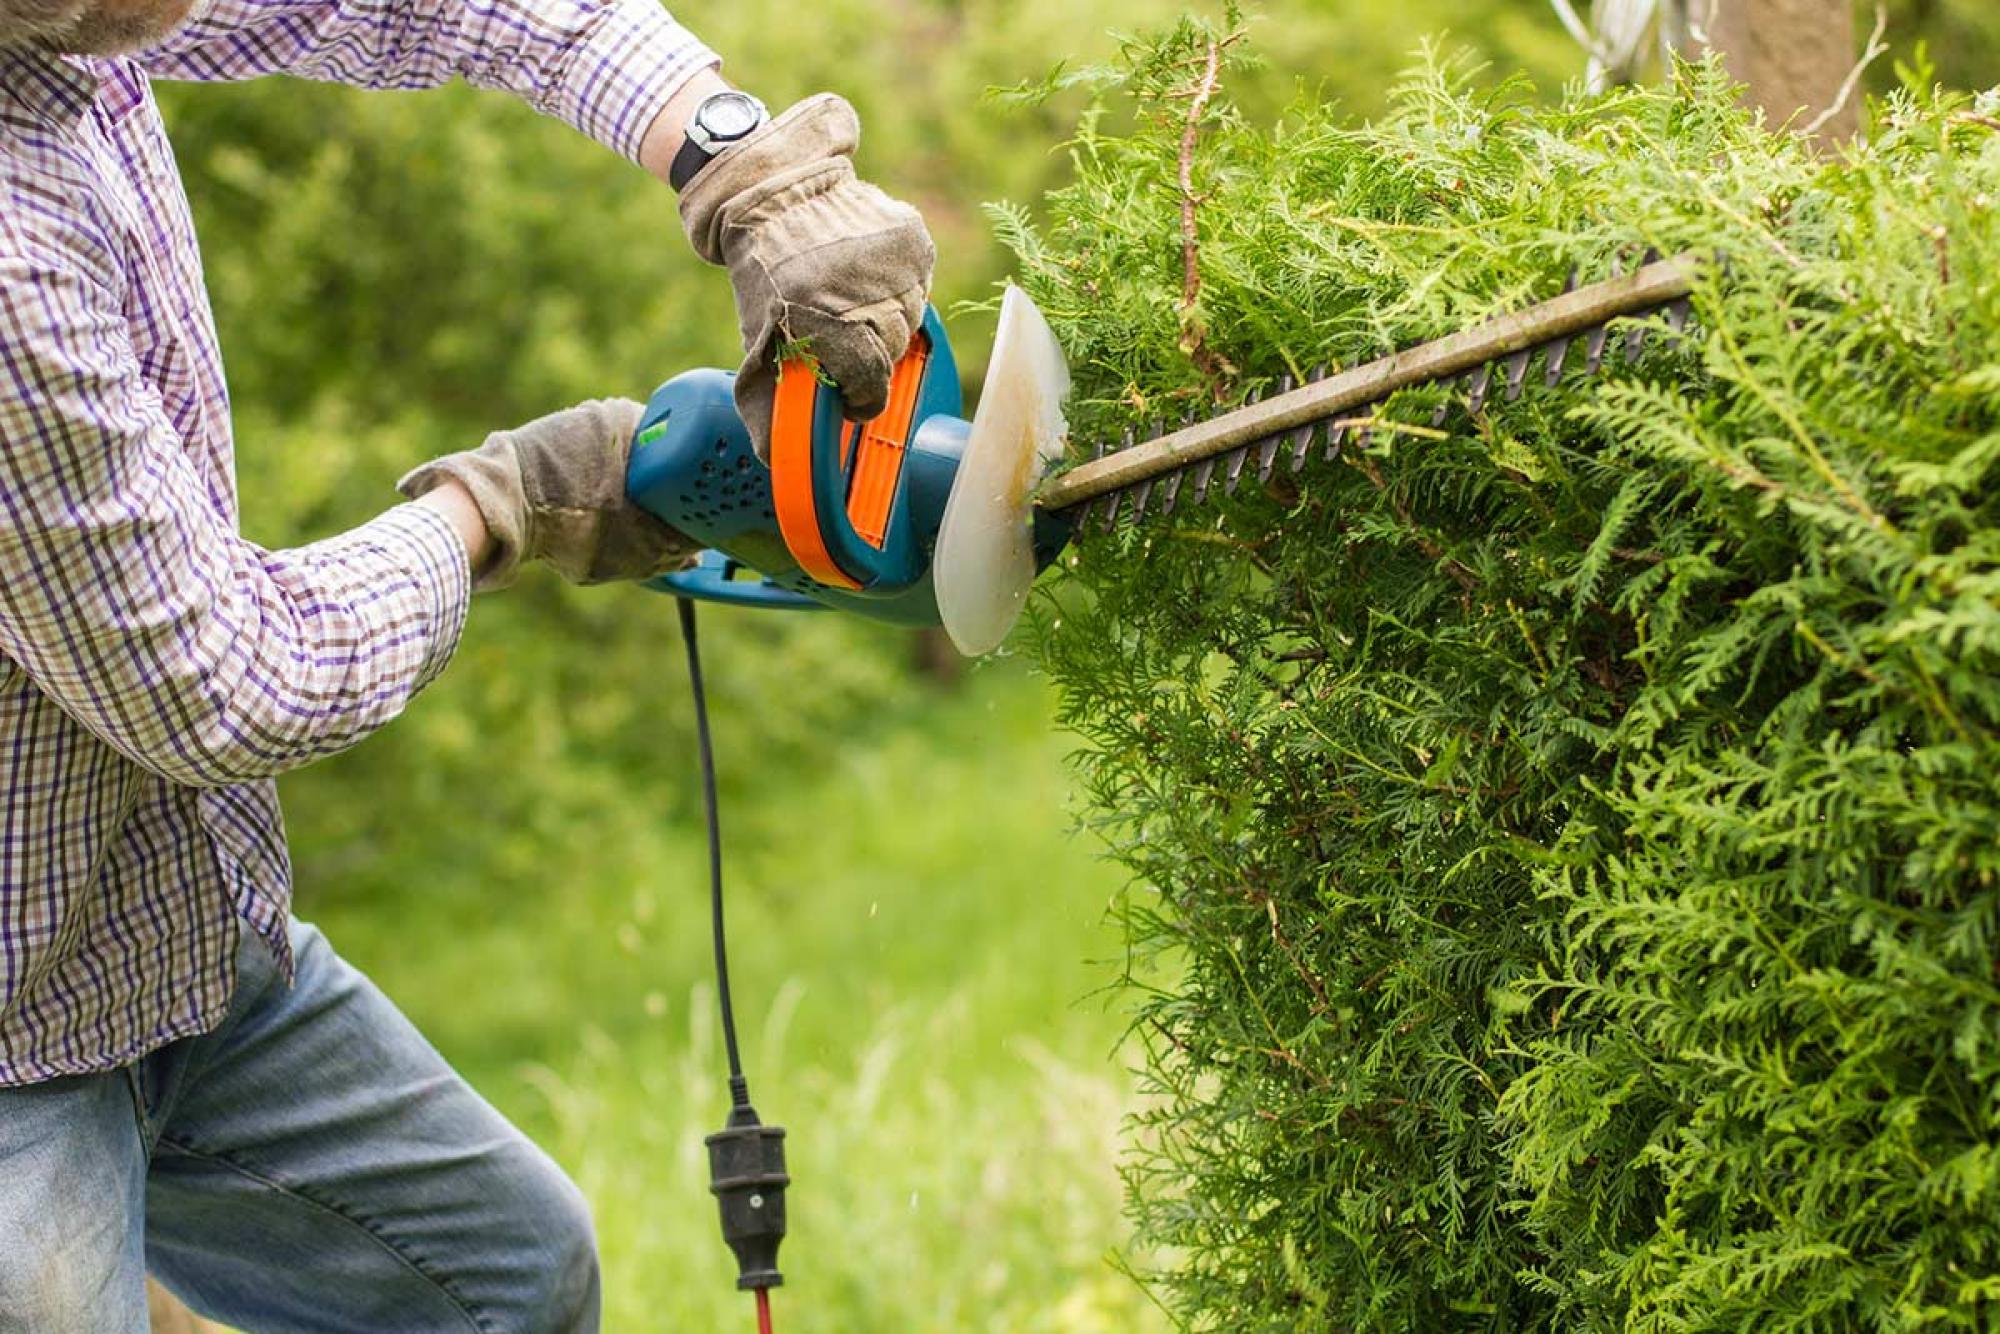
[0,0,933,1320]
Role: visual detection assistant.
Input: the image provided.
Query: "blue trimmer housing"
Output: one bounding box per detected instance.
[626,306,1067,625]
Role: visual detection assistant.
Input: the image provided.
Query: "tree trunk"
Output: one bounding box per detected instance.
[1700,0,1859,141]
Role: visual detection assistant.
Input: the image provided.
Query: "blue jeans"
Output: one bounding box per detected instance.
[0,919,599,1333]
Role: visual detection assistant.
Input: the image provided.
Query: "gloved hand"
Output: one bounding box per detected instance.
[679,93,935,460]
[397,399,690,591]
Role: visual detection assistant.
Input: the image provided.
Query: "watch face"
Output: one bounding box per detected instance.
[699,92,765,143]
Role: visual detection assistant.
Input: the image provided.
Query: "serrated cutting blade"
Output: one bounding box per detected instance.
[1289,419,1315,472]
[1039,252,1697,522]
[1585,322,1611,374]
[1223,446,1250,494]
[1190,457,1217,507]
[1543,336,1571,385]
[1465,362,1492,414]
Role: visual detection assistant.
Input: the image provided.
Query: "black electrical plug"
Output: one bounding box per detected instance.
[707,1077,789,1290]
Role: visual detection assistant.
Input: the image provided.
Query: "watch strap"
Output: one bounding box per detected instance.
[669,134,712,192]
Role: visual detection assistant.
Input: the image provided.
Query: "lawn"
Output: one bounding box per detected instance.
[291,648,1164,1332]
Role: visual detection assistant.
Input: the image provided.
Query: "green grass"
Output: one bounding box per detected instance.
[293,654,1163,1331]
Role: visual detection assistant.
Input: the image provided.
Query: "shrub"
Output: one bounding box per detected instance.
[1007,20,2000,1330]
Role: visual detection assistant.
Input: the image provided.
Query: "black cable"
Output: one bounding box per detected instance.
[676,596,749,1106]
[678,596,790,1300]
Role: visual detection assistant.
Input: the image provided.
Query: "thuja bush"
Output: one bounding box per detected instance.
[1003,19,2000,1331]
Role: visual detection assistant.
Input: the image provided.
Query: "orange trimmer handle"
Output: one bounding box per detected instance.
[770,358,860,590]
[769,328,935,592]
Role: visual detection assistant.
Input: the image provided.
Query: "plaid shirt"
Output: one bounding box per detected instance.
[0,0,715,1084]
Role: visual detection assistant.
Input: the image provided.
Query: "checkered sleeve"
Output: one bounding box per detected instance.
[140,0,720,163]
[0,196,470,789]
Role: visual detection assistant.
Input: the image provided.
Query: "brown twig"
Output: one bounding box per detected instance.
[1147,1015,1193,1056]
[1176,37,1221,312]
[1249,889,1334,1018]
[1174,33,1238,395]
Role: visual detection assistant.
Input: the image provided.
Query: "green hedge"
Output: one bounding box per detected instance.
[1009,22,2000,1331]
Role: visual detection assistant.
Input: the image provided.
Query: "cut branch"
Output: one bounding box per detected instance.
[1801,4,1888,138]
[1175,33,1236,394]
[1176,37,1220,312]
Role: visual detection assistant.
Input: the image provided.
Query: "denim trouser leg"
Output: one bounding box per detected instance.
[0,1067,151,1333]
[0,919,600,1334]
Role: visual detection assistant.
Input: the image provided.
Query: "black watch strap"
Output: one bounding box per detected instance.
[669,135,713,192]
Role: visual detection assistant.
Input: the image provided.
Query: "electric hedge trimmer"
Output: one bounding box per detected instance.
[630,251,1697,650]
[622,251,1697,1330]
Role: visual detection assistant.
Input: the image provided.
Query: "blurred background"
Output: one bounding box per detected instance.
[150,2,1995,1327]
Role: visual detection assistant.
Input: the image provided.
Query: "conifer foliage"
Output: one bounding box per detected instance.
[1005,18,2000,1330]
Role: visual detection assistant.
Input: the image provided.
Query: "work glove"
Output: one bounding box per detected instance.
[679,93,935,460]
[397,399,690,591]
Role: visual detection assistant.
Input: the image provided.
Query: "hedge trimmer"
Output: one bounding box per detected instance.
[618,249,1696,1330]
[629,251,1696,652]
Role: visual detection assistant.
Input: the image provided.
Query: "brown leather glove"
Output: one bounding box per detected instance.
[679,93,935,460]
[397,399,690,591]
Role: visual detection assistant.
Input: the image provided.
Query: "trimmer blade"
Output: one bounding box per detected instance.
[1035,252,1698,528]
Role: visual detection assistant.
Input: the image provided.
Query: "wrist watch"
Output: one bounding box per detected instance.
[670,90,770,192]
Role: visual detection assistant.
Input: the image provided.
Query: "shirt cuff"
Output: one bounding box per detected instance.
[548,0,722,163]
[359,502,473,692]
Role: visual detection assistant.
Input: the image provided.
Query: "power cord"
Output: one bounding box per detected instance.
[676,597,789,1328]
